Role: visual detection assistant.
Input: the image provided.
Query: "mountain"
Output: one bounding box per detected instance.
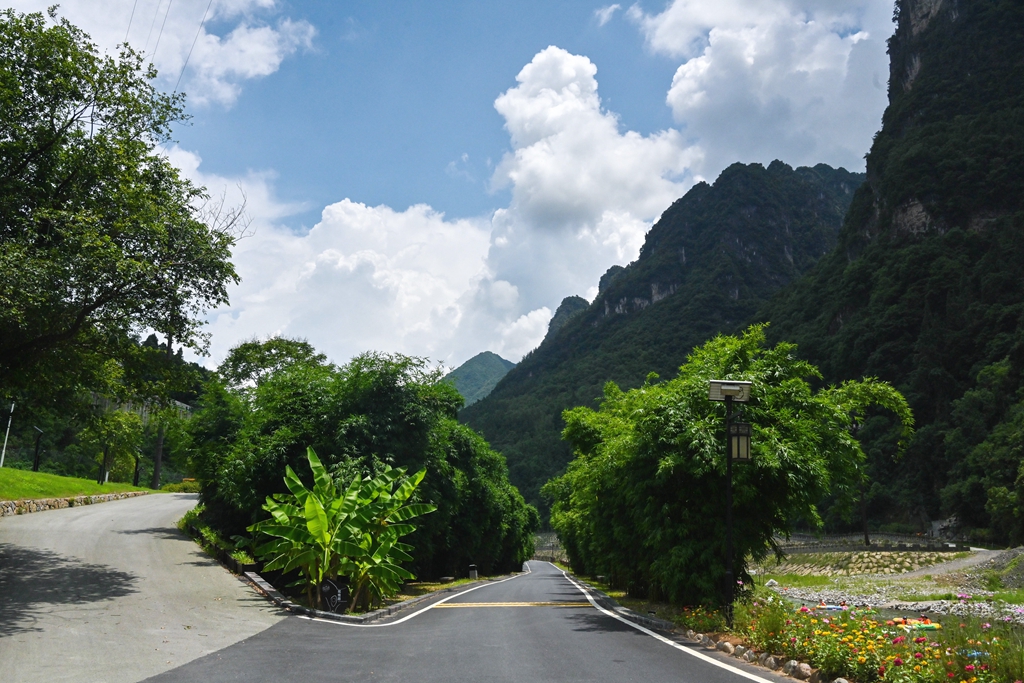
[445,352,516,406]
[761,0,1024,541]
[461,161,864,513]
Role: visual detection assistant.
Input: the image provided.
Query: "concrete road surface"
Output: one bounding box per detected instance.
[146,561,788,683]
[0,493,285,683]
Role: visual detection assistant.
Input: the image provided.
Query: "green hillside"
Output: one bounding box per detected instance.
[761,0,1024,541]
[461,161,863,513]
[445,351,515,406]
[0,467,150,500]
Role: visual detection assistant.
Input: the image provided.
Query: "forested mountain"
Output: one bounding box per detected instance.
[761,0,1024,541]
[444,351,515,406]
[461,162,864,513]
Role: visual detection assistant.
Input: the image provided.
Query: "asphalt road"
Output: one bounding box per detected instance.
[0,493,285,683]
[145,561,789,683]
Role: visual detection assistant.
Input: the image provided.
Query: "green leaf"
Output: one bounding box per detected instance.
[388,503,436,522]
[305,494,330,547]
[307,447,333,498]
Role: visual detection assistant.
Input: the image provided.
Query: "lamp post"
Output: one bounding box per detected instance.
[708,380,752,627]
[0,402,13,468]
[31,426,44,472]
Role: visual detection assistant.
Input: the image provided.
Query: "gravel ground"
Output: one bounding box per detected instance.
[771,548,1024,621]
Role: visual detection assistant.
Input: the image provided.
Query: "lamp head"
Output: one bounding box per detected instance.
[708,380,753,402]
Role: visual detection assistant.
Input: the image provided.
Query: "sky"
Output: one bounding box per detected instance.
[12,0,894,368]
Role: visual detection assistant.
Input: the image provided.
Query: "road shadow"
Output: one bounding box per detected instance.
[0,543,138,638]
[116,526,190,541]
[561,609,651,635]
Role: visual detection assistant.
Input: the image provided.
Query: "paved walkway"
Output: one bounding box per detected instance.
[0,493,285,683]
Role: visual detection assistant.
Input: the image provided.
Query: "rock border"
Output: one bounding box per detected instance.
[684,628,849,683]
[0,490,148,516]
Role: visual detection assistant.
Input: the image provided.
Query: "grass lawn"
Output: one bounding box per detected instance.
[0,467,152,500]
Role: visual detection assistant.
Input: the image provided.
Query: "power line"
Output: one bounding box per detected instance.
[175,0,215,93]
[142,0,164,55]
[124,0,140,43]
[151,0,174,61]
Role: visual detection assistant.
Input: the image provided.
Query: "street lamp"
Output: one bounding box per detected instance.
[31,426,44,472]
[708,380,753,626]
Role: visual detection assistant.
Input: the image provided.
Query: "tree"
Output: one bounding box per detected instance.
[543,325,913,606]
[187,349,537,578]
[217,337,327,392]
[78,410,144,484]
[0,9,238,400]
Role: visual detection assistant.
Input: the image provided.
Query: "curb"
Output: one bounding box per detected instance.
[243,571,517,625]
[0,490,149,517]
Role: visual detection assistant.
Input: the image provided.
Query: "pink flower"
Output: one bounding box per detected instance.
[965,664,975,672]
[914,637,926,643]
[893,657,904,667]
[800,606,809,613]
[914,652,924,659]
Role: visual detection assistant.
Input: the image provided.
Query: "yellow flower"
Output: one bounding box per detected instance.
[858,656,866,664]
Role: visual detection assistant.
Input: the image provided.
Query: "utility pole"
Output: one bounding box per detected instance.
[0,402,13,468]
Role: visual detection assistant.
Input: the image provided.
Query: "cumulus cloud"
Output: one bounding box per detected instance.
[629,0,890,175]
[8,0,314,106]
[487,46,699,315]
[173,147,493,367]
[176,46,699,367]
[595,4,622,26]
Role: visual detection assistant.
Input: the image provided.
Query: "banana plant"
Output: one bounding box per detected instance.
[339,466,437,611]
[248,447,435,611]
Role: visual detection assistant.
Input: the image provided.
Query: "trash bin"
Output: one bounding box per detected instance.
[469,564,478,580]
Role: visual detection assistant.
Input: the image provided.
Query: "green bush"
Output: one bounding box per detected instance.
[161,480,200,493]
[544,326,912,605]
[186,345,537,578]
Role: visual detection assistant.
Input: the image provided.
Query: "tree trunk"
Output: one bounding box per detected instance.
[98,444,108,484]
[150,334,173,490]
[151,422,165,490]
[133,451,141,486]
[861,481,871,547]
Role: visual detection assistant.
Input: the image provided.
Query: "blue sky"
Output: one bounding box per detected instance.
[175,1,681,225]
[13,0,894,368]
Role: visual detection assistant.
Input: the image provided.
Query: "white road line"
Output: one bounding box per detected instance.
[554,562,780,683]
[300,563,532,628]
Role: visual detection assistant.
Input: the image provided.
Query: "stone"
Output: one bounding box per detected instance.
[734,645,746,657]
[717,641,734,655]
[832,679,850,683]
[794,663,813,680]
[744,651,758,663]
[764,656,779,670]
[758,653,770,666]
[765,578,779,587]
[782,660,798,675]
[686,629,696,640]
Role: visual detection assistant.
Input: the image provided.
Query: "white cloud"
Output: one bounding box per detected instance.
[177,46,700,368]
[8,0,314,106]
[488,46,699,315]
[629,0,890,175]
[595,4,622,26]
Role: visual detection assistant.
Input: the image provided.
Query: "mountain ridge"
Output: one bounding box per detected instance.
[462,160,864,513]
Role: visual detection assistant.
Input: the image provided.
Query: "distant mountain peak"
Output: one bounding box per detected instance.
[444,352,515,406]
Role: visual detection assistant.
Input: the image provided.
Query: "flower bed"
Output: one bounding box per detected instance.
[739,591,1024,682]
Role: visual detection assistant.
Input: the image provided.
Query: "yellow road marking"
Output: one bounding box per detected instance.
[434,601,591,608]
